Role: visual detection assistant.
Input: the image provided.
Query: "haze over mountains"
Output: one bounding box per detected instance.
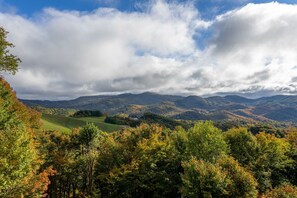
[22,92,297,123]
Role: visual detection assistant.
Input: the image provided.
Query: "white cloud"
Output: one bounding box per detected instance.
[203,2,297,95]
[2,0,206,99]
[2,1,297,99]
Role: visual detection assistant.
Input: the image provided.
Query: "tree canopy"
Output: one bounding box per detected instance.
[0,27,20,75]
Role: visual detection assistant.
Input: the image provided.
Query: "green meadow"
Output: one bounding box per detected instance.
[41,114,125,133]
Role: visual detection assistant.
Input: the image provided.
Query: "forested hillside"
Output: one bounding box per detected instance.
[22,93,297,123]
[1,78,60,197]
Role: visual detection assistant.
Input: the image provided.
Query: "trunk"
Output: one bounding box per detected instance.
[59,179,62,198]
[67,182,70,198]
[63,181,66,197]
[72,183,76,198]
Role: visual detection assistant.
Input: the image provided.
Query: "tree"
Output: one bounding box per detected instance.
[0,27,49,197]
[254,132,293,193]
[186,121,229,162]
[170,126,188,157]
[224,127,258,166]
[79,123,101,148]
[0,76,49,197]
[284,130,297,185]
[95,124,182,197]
[78,124,102,196]
[181,157,258,198]
[181,158,230,198]
[0,27,20,75]
[217,157,258,198]
[0,126,37,197]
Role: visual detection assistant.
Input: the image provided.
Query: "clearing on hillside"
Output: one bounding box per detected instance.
[41,114,125,133]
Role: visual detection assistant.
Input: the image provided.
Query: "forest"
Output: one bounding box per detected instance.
[1,27,297,198]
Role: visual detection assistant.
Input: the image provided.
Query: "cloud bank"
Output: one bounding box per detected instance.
[1,1,297,99]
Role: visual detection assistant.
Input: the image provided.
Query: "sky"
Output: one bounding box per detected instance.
[1,0,297,100]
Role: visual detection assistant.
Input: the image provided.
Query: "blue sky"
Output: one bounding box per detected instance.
[3,0,296,18]
[1,0,297,99]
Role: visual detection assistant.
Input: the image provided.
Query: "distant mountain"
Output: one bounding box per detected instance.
[224,95,253,104]
[21,93,297,123]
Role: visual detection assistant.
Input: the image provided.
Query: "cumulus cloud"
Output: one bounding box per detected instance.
[1,1,297,99]
[203,2,297,94]
[1,0,206,99]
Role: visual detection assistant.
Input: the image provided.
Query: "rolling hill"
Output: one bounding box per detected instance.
[22,92,297,123]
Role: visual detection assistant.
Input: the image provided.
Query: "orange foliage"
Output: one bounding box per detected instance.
[31,166,57,197]
[0,77,41,129]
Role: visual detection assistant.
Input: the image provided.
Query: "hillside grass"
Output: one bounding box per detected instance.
[41,114,125,133]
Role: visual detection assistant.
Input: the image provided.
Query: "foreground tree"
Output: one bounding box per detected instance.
[186,121,229,162]
[254,132,292,193]
[285,130,297,185]
[0,27,50,197]
[181,157,258,198]
[0,77,52,197]
[225,128,293,194]
[181,158,230,198]
[0,27,20,75]
[224,127,258,166]
[217,157,258,198]
[95,124,182,197]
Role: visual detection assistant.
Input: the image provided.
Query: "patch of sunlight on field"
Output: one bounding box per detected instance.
[41,114,126,133]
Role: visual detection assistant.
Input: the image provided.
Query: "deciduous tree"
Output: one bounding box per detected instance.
[0,27,20,75]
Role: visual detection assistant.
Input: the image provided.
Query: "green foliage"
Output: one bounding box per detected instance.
[0,127,37,197]
[0,78,47,196]
[141,112,191,130]
[186,121,229,162]
[181,157,258,198]
[170,126,188,155]
[224,127,258,166]
[0,79,41,130]
[38,130,81,197]
[95,124,182,197]
[33,106,76,116]
[0,29,46,195]
[217,157,258,198]
[0,27,20,75]
[104,114,140,127]
[214,120,249,132]
[37,120,297,197]
[79,123,101,147]
[225,128,294,193]
[285,130,297,185]
[249,124,284,137]
[181,158,230,198]
[254,133,293,193]
[72,110,103,118]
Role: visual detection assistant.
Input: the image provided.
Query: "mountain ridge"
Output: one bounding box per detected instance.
[21,92,297,123]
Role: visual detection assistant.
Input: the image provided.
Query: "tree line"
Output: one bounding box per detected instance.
[38,120,297,197]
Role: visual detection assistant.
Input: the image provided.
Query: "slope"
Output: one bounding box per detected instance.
[41,114,125,133]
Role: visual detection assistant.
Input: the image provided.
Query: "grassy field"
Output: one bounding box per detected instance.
[41,114,125,133]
